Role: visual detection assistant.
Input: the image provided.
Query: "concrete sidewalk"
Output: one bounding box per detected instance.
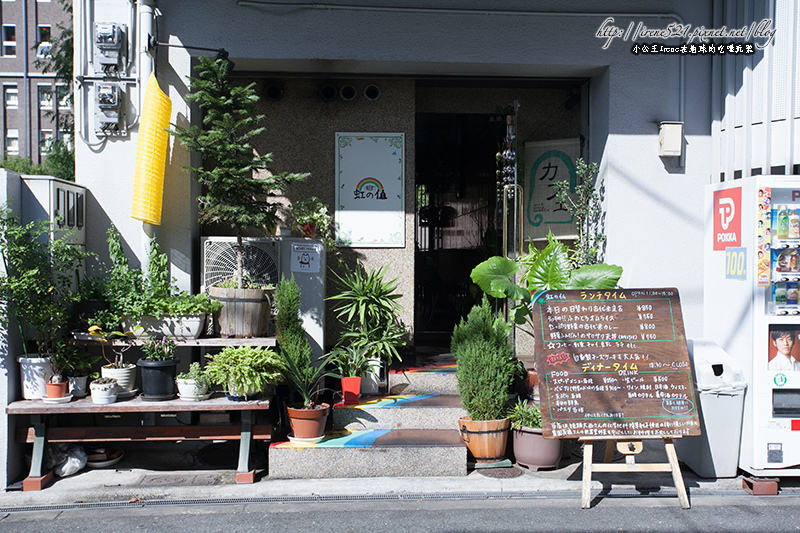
[0,439,764,511]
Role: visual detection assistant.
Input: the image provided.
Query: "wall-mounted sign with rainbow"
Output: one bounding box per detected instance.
[354,177,388,200]
[336,132,405,247]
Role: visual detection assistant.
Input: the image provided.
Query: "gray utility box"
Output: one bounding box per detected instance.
[675,339,747,478]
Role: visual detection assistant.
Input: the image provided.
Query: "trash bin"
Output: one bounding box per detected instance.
[675,339,748,478]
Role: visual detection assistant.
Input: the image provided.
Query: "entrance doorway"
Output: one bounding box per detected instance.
[414,112,504,348]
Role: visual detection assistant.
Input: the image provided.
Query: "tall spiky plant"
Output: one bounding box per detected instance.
[171,56,308,288]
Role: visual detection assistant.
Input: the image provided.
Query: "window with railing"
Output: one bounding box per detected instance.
[2,25,16,57]
[5,129,20,155]
[4,85,19,109]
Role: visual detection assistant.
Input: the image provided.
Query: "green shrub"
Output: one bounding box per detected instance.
[452,296,515,421]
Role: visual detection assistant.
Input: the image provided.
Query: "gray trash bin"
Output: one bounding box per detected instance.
[675,339,747,478]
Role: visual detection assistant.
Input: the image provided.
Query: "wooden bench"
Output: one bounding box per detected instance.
[7,395,272,491]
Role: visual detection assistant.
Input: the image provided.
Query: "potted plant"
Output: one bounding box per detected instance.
[138,335,179,401]
[204,345,283,401]
[280,346,337,442]
[508,397,562,471]
[176,362,211,401]
[327,261,408,394]
[63,347,100,398]
[451,296,516,464]
[0,208,89,399]
[327,342,378,405]
[291,196,330,238]
[170,55,307,337]
[88,325,138,394]
[89,376,118,405]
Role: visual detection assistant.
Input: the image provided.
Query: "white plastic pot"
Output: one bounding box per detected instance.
[18,356,53,400]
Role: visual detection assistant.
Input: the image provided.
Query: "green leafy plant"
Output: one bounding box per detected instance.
[507,396,542,430]
[204,346,284,397]
[328,262,407,365]
[0,208,89,358]
[552,158,604,267]
[280,347,338,410]
[176,362,210,393]
[275,273,312,368]
[140,336,177,362]
[327,343,379,378]
[470,232,623,336]
[87,324,137,369]
[170,55,308,290]
[451,296,516,421]
[291,195,334,242]
[62,347,101,378]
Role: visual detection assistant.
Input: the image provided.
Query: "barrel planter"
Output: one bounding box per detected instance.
[458,416,510,463]
[138,357,179,401]
[208,286,272,338]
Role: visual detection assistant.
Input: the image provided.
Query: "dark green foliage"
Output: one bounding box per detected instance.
[451,296,515,421]
[275,273,311,368]
[0,208,88,357]
[552,158,604,267]
[170,56,308,288]
[328,262,407,364]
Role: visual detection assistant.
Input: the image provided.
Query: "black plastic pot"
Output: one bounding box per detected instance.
[137,358,179,401]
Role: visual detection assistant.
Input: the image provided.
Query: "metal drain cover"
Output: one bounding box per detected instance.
[139,474,220,487]
[477,467,524,479]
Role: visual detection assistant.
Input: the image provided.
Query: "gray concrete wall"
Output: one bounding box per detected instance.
[1,170,25,486]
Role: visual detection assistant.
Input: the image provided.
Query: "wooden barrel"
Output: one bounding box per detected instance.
[458,416,510,463]
[208,287,272,338]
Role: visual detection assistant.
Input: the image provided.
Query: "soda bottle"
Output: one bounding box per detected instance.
[790,209,800,239]
[778,205,789,239]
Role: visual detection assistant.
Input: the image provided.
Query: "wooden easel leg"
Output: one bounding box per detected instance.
[581,440,594,508]
[664,438,690,509]
[603,440,614,463]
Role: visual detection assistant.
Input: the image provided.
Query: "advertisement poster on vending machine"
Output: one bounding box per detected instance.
[768,325,800,372]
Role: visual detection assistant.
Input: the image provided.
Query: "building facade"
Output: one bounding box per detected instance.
[0,0,72,163]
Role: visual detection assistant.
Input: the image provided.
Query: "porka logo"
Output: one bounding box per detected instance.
[713,188,741,251]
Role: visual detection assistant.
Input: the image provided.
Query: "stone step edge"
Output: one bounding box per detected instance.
[332,394,463,410]
[270,429,465,449]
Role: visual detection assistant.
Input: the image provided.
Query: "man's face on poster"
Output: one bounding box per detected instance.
[774,333,796,357]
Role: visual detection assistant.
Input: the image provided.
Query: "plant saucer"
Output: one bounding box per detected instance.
[116,388,138,400]
[178,392,212,402]
[86,448,124,468]
[42,394,73,404]
[287,434,325,445]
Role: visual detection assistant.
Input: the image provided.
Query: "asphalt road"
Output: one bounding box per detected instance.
[2,494,800,532]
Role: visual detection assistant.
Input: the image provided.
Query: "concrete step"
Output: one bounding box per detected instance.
[331,394,466,431]
[389,353,457,395]
[268,429,467,479]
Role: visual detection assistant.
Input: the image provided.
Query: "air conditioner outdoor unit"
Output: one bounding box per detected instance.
[201,237,281,290]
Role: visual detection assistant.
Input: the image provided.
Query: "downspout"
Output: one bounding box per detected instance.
[136,0,157,263]
[22,0,30,158]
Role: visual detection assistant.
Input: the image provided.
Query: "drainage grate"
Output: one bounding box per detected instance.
[0,488,762,514]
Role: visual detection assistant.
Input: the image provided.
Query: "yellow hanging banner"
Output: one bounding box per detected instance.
[131,73,172,225]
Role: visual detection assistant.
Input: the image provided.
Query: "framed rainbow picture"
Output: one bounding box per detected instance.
[335,133,405,247]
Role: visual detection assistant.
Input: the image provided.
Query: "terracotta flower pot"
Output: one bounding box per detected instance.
[458,416,510,463]
[45,381,68,398]
[287,403,329,439]
[340,376,362,404]
[512,427,562,471]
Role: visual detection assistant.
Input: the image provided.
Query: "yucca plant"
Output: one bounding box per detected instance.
[327,261,407,364]
[280,347,338,409]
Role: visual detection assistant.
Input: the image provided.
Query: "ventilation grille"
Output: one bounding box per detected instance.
[201,237,281,290]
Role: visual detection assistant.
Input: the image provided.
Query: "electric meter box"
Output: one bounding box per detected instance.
[94,83,125,136]
[93,22,127,75]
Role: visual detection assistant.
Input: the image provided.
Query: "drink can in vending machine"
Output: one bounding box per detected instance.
[787,281,799,305]
[775,282,788,305]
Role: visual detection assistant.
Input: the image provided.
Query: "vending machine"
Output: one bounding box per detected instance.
[705,176,800,476]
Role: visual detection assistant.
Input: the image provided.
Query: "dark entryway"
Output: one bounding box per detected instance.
[414,113,504,346]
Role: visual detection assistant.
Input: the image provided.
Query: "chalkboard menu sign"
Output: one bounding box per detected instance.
[532,288,701,439]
